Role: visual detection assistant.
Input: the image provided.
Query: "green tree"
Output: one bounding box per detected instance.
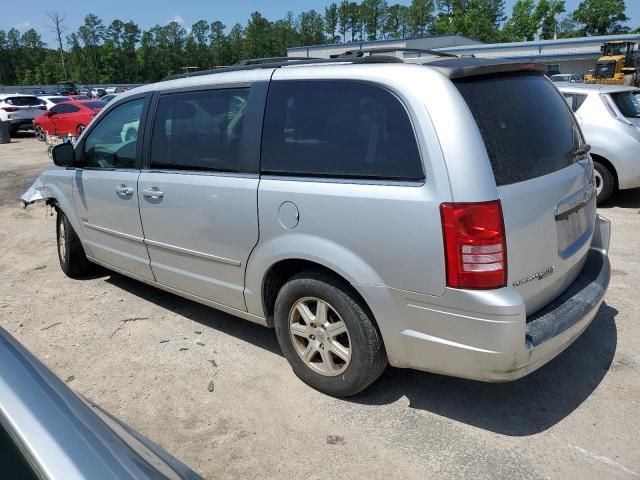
[325,3,340,42]
[244,12,272,59]
[299,10,325,45]
[408,0,435,37]
[209,20,226,65]
[503,0,541,41]
[272,15,300,55]
[347,1,362,41]
[383,4,410,38]
[226,23,245,64]
[536,0,566,39]
[338,0,351,42]
[361,0,388,40]
[572,0,629,36]
[556,14,580,38]
[78,14,106,82]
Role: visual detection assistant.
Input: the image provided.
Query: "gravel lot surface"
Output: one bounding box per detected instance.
[1,137,639,479]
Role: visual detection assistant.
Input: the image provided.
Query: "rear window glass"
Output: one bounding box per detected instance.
[610,91,640,118]
[4,96,41,106]
[455,74,582,186]
[83,101,106,110]
[261,80,423,181]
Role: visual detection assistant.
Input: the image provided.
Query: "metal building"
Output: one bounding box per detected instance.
[287,33,640,76]
[286,35,482,59]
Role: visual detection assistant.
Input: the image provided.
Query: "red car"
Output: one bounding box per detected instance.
[33,100,106,140]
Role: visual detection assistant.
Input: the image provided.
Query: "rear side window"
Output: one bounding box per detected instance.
[610,91,640,118]
[562,93,588,112]
[4,96,41,106]
[261,80,423,181]
[455,74,582,186]
[150,88,250,172]
[51,104,80,114]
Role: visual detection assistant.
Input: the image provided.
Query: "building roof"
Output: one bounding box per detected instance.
[287,34,482,54]
[436,33,640,52]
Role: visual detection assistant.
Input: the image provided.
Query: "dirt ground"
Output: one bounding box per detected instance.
[1,136,639,479]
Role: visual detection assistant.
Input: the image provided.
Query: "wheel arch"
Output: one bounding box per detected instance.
[590,153,619,189]
[259,258,379,332]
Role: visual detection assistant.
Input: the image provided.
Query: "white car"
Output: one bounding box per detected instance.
[557,82,640,203]
[37,95,72,110]
[550,73,582,83]
[0,94,46,135]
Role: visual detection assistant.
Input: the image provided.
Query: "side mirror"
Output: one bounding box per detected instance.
[52,143,75,167]
[46,111,55,117]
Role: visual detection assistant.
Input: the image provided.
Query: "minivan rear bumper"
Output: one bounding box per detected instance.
[357,214,611,382]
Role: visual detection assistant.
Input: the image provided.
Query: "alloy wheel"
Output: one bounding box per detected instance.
[288,297,351,376]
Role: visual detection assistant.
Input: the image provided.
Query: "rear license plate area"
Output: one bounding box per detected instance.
[556,198,595,258]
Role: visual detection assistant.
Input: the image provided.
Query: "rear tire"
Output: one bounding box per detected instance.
[56,211,92,278]
[34,124,46,141]
[274,270,387,396]
[594,161,615,205]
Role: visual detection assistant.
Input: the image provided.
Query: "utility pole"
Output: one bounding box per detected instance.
[47,12,68,79]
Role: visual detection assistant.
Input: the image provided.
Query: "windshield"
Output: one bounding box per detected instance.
[455,73,583,186]
[550,75,569,82]
[603,43,629,56]
[610,91,640,118]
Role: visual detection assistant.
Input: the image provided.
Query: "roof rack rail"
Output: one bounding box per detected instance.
[331,47,457,59]
[160,55,404,81]
[236,56,321,65]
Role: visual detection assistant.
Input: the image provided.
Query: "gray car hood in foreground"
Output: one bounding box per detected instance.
[0,327,203,480]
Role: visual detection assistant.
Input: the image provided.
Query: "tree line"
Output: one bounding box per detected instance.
[0,0,634,86]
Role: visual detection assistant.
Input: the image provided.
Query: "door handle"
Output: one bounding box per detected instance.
[116,185,134,196]
[142,188,164,199]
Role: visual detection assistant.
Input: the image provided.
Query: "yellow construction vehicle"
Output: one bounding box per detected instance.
[584,40,639,86]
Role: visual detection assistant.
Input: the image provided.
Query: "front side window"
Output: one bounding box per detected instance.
[150,88,250,172]
[261,80,423,181]
[83,98,145,169]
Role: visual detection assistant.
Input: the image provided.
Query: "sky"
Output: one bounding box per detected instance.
[2,0,640,47]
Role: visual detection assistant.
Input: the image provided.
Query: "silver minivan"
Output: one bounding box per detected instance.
[25,56,611,396]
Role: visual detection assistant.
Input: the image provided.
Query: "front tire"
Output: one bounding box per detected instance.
[594,161,615,205]
[274,270,387,396]
[56,211,92,278]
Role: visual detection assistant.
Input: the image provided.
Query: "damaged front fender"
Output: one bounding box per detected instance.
[20,176,55,207]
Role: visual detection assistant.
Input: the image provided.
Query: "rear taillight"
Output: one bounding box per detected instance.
[440,200,507,289]
[1,107,18,112]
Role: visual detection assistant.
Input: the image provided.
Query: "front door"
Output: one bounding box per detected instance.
[72,96,154,280]
[138,84,265,310]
